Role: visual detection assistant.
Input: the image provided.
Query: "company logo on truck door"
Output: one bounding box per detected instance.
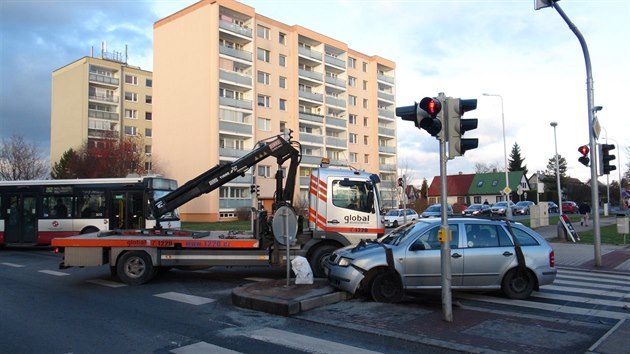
[344,214,370,224]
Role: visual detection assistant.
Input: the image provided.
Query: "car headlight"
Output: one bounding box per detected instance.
[338,257,352,267]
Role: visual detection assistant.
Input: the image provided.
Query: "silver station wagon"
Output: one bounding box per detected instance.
[325,218,556,302]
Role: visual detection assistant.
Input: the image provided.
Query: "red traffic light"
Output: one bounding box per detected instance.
[418,97,442,118]
[578,145,589,156]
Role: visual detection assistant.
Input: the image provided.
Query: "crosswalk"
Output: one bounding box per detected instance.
[456,268,630,323]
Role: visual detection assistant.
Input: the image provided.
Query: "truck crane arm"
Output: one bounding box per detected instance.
[150,132,300,226]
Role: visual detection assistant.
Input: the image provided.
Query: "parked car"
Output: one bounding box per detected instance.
[461,203,492,216]
[382,208,418,228]
[513,201,535,215]
[546,202,559,214]
[490,201,516,216]
[325,218,556,302]
[421,204,454,218]
[562,201,579,214]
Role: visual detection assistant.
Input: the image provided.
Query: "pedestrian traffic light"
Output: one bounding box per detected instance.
[446,98,478,158]
[578,145,589,166]
[598,143,616,175]
[396,97,442,137]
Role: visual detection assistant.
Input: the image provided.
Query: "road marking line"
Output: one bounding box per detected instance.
[1,262,25,268]
[154,292,215,305]
[246,327,383,354]
[170,341,241,354]
[546,283,629,298]
[38,270,70,276]
[559,269,630,281]
[533,291,630,308]
[244,277,272,282]
[86,279,127,288]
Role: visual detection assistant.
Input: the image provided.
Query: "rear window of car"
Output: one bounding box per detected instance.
[510,227,540,246]
[464,224,512,248]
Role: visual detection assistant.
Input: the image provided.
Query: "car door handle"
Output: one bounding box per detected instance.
[451,253,462,258]
[503,251,514,256]
[329,220,340,224]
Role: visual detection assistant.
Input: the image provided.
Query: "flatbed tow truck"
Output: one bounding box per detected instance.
[52,132,384,284]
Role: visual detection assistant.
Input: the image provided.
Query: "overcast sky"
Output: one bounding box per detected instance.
[1,0,628,185]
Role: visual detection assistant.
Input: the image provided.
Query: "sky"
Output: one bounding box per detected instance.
[1,0,628,186]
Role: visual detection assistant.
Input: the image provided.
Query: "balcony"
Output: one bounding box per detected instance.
[299,111,324,124]
[219,198,252,209]
[299,133,324,145]
[219,45,252,62]
[378,91,395,102]
[219,20,252,38]
[89,94,119,104]
[377,73,395,84]
[300,176,310,187]
[230,174,253,184]
[298,90,323,102]
[326,136,347,148]
[325,55,345,68]
[378,108,394,119]
[379,164,396,171]
[89,73,119,86]
[298,46,322,61]
[380,180,395,189]
[219,120,252,135]
[88,109,119,121]
[378,145,396,154]
[301,155,323,165]
[220,96,252,110]
[378,126,395,137]
[220,147,248,158]
[326,116,346,128]
[325,76,346,88]
[325,96,346,108]
[219,69,252,86]
[88,128,119,139]
[298,69,323,82]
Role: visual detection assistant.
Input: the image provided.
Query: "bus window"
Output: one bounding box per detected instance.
[76,190,106,218]
[42,196,72,218]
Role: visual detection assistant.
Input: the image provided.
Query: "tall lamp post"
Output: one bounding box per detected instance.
[550,122,563,216]
[483,93,512,218]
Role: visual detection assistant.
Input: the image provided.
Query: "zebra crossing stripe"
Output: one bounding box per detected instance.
[154,292,215,305]
[170,341,241,354]
[86,279,127,288]
[558,269,630,281]
[244,277,272,282]
[38,270,70,276]
[545,283,629,298]
[246,327,383,354]
[532,291,629,308]
[1,262,25,267]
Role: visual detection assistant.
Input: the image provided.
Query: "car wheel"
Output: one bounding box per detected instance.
[309,244,338,278]
[117,251,155,285]
[501,268,535,299]
[393,220,399,228]
[370,270,404,303]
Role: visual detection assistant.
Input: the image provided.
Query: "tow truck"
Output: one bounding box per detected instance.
[52,132,384,284]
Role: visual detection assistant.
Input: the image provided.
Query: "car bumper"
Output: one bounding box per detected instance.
[383,221,394,227]
[325,263,364,295]
[538,268,557,286]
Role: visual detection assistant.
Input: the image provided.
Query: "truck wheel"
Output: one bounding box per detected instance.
[501,268,535,299]
[309,244,338,278]
[370,270,404,303]
[117,251,154,285]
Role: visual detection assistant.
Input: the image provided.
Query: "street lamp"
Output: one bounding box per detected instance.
[550,122,562,216]
[483,93,512,218]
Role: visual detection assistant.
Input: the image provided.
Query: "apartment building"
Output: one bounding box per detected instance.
[153,0,396,221]
[51,51,154,171]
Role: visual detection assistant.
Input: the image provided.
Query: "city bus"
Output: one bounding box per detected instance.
[0,176,180,246]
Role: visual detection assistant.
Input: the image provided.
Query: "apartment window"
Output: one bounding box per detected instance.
[348,57,356,69]
[145,95,152,104]
[125,74,138,85]
[279,32,286,45]
[145,145,152,154]
[349,95,357,106]
[124,92,138,102]
[257,71,270,85]
[363,117,369,127]
[279,99,287,111]
[124,126,137,136]
[220,88,242,100]
[362,61,368,72]
[348,76,356,87]
[124,109,137,119]
[145,128,152,137]
[258,117,271,131]
[280,121,287,132]
[257,48,270,62]
[279,54,286,67]
[363,98,368,109]
[363,80,368,90]
[257,24,270,39]
[364,135,369,145]
[364,154,369,163]
[258,165,271,178]
[349,153,358,163]
[145,78,152,87]
[145,161,152,171]
[145,112,152,120]
[349,133,357,144]
[279,76,286,89]
[258,95,270,108]
[220,108,249,124]
[349,114,357,125]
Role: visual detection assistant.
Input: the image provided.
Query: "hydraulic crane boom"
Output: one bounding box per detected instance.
[150,132,300,225]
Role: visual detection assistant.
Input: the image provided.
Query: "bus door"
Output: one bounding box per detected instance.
[4,193,38,244]
[110,191,144,229]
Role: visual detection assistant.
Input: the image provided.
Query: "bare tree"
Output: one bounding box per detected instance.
[474,161,503,173]
[0,135,49,180]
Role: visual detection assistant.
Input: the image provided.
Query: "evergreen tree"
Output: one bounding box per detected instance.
[51,148,79,179]
[508,142,527,175]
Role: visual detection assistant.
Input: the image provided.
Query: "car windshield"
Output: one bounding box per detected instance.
[426,205,440,212]
[515,202,529,207]
[380,221,427,246]
[468,205,481,210]
[386,210,399,216]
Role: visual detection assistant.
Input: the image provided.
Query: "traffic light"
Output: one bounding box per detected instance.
[397,177,403,187]
[578,145,589,166]
[396,97,442,137]
[446,98,478,158]
[250,184,260,197]
[598,143,616,175]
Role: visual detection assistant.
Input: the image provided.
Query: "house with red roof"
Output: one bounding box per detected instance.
[427,173,475,210]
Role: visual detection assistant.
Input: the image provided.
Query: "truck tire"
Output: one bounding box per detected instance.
[309,244,338,278]
[116,251,154,285]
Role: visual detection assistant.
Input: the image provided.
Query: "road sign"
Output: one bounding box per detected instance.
[503,187,512,194]
[592,118,601,140]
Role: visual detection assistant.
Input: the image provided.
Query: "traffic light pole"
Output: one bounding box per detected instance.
[550,1,602,265]
[438,93,452,322]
